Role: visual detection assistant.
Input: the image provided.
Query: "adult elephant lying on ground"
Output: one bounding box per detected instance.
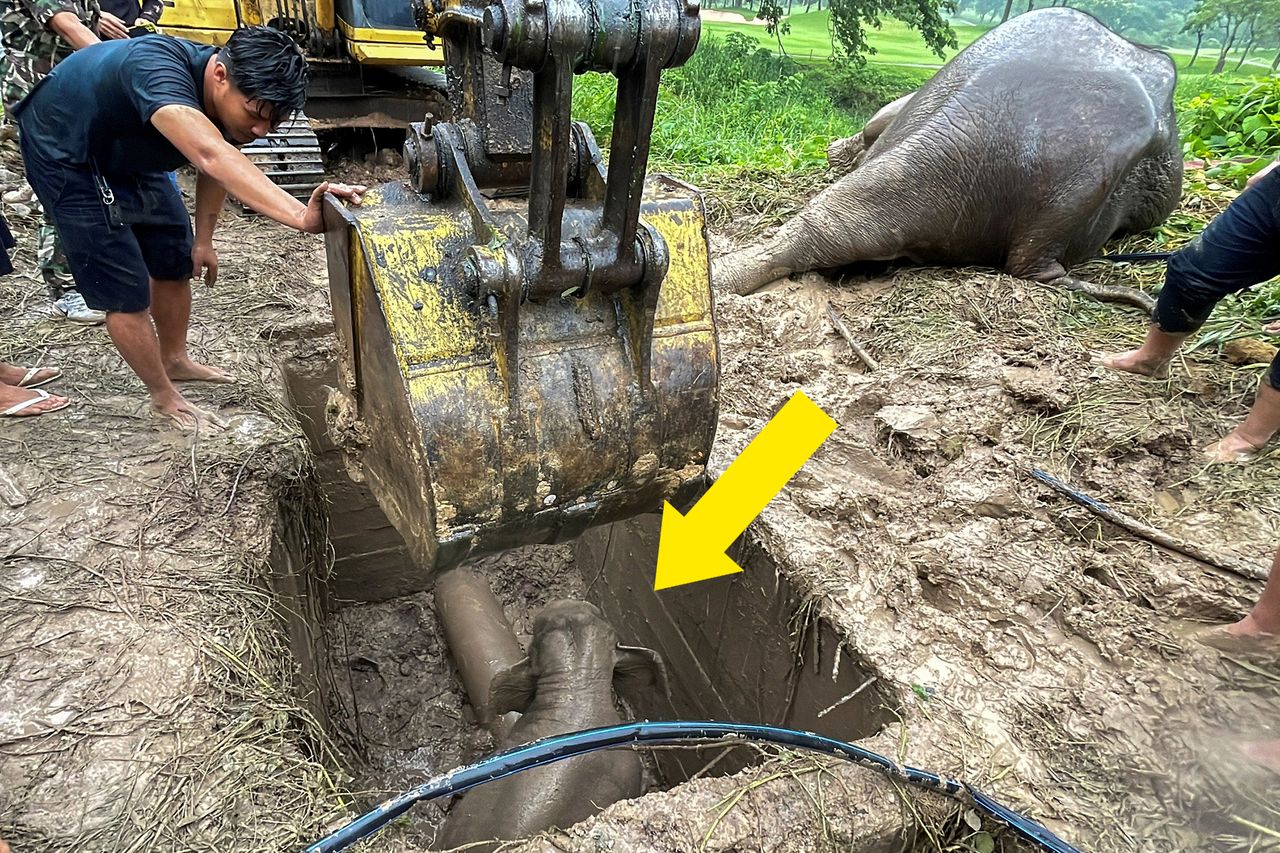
[714,8,1182,310]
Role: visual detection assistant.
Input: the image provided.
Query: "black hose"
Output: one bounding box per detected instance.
[302,720,1083,853]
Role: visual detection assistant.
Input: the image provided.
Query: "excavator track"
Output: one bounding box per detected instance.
[240,111,325,200]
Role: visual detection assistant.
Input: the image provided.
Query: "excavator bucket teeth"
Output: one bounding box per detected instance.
[322,178,719,576]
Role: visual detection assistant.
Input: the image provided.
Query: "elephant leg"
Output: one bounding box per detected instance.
[711,242,799,297]
[826,93,916,178]
[827,133,867,177]
[861,92,915,148]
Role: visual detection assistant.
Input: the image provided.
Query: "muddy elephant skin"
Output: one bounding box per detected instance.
[715,8,1183,298]
[435,600,665,851]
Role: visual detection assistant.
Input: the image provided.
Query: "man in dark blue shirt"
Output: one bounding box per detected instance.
[14,26,364,429]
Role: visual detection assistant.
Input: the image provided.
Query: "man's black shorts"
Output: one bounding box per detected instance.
[20,132,193,314]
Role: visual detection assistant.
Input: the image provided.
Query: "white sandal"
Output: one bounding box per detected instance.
[16,366,61,388]
[1,388,70,417]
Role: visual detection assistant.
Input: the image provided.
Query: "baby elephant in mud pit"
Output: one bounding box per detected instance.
[714,7,1183,311]
[436,600,666,851]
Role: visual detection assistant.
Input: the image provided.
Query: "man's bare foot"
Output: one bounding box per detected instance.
[1203,430,1266,463]
[0,383,69,417]
[165,358,234,384]
[1241,739,1280,775]
[150,391,227,431]
[1227,612,1280,638]
[1195,617,1280,653]
[1091,349,1170,378]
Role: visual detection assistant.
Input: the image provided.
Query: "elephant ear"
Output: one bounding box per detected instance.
[488,658,536,715]
[613,645,669,703]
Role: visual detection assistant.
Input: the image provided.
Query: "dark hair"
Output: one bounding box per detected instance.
[219,26,308,123]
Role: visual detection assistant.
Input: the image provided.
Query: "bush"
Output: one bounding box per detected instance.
[809,63,928,117]
[572,33,862,177]
[1172,75,1280,185]
[1178,76,1280,185]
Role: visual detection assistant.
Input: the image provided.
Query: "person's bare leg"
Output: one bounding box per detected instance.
[104,309,214,429]
[1094,325,1188,378]
[1204,380,1280,462]
[150,277,232,383]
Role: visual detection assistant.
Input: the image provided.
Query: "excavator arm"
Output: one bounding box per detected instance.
[320,0,719,577]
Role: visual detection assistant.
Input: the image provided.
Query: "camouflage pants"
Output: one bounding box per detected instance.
[34,198,72,300]
[3,106,72,299]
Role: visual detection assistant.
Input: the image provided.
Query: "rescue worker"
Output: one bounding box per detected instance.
[0,0,105,323]
[1097,162,1280,463]
[15,26,365,429]
[97,0,161,39]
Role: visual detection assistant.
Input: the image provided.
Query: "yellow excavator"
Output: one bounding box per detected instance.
[163,0,720,579]
[158,0,447,195]
[320,0,720,576]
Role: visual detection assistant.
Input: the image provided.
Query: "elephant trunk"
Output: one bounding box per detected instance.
[435,567,525,738]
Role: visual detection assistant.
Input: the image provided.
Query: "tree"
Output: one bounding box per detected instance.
[1247,0,1280,71]
[828,0,959,64]
[757,0,792,54]
[1183,17,1207,66]
[1185,0,1272,73]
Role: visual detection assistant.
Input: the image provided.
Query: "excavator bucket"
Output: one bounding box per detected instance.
[321,0,717,576]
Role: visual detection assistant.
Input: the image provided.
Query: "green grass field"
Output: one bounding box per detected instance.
[701,9,1277,76]
[700,10,985,66]
[1171,50,1280,77]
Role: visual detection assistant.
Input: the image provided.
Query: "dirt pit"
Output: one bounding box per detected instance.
[275,261,1280,852]
[691,267,1280,852]
[3,124,1280,853]
[275,342,909,850]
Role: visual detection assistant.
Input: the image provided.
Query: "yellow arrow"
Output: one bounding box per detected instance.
[654,391,838,591]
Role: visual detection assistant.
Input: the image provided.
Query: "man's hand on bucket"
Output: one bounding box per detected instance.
[298,181,367,234]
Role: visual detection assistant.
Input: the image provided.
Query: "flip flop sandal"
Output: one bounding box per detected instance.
[1,388,70,417]
[16,366,61,388]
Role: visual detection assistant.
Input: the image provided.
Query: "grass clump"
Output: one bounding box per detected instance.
[574,33,867,176]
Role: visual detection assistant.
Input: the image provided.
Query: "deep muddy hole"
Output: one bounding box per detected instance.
[270,346,898,847]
